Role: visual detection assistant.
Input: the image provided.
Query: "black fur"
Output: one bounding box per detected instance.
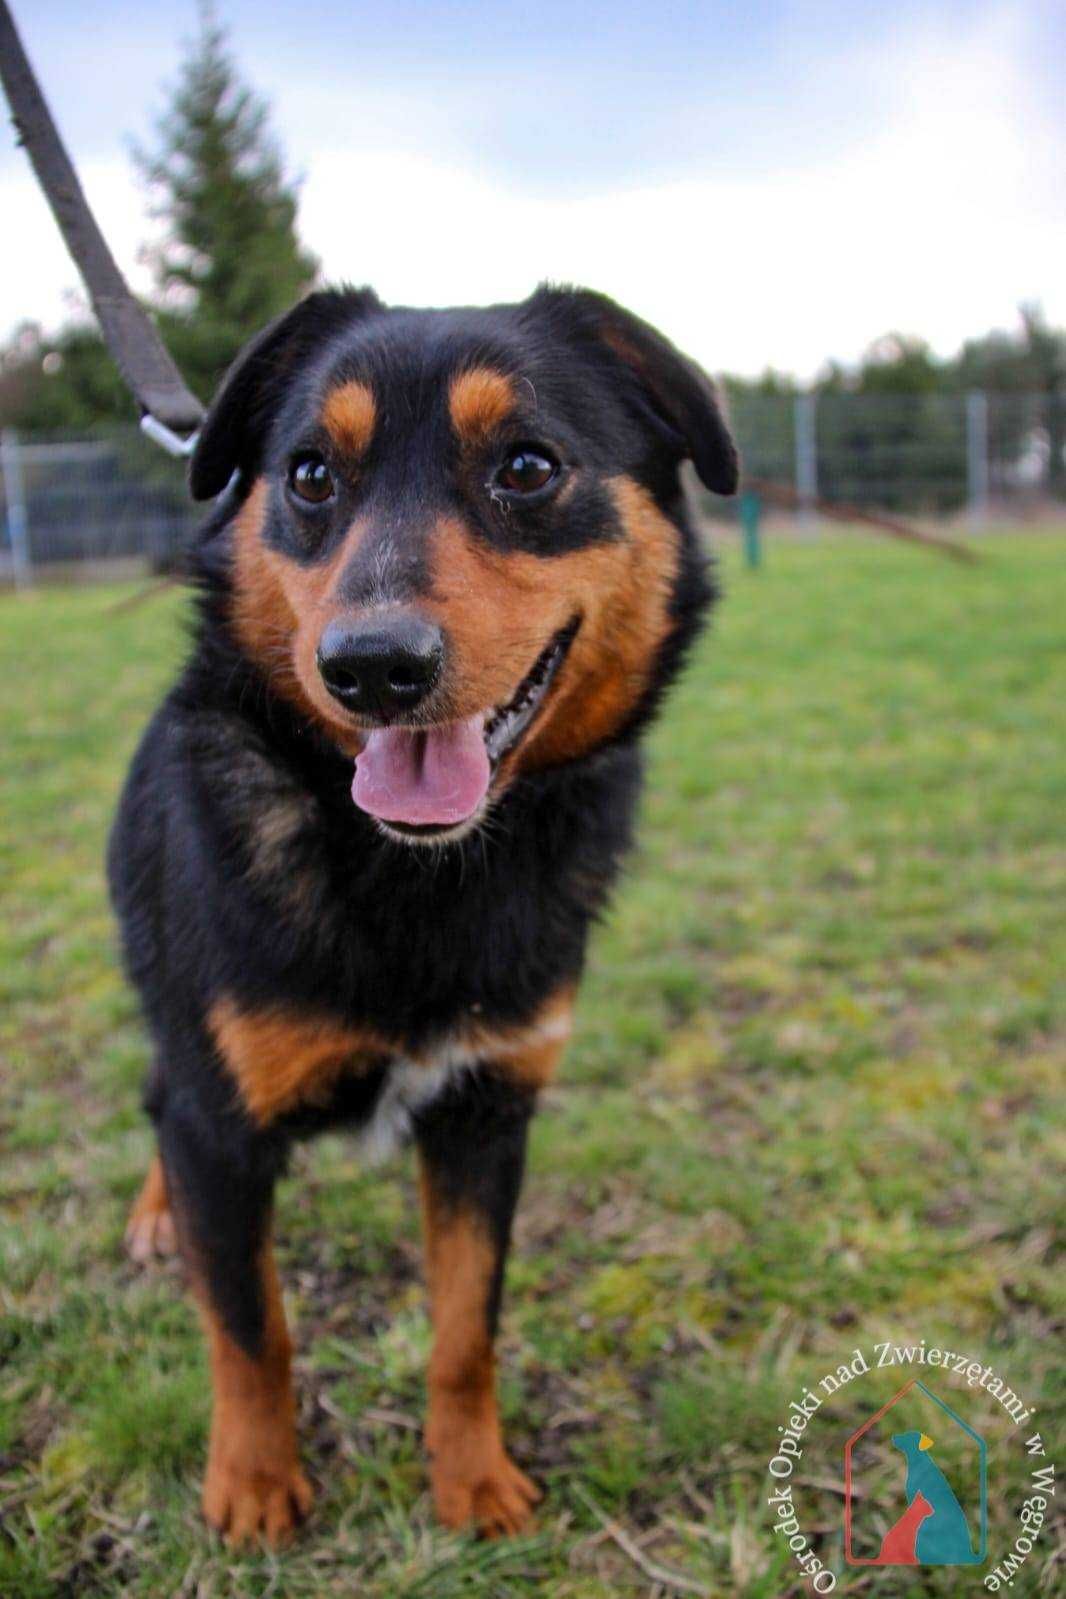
[109,283,736,1371]
[414,1070,535,1338]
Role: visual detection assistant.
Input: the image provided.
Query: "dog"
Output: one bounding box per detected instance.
[110,283,738,1546]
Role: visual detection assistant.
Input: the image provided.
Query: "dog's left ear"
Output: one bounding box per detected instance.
[189,287,384,500]
[527,285,739,495]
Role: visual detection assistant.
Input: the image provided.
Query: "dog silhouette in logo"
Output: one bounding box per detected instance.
[877,1430,975,1565]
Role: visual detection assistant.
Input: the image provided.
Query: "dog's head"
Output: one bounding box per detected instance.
[191,285,738,845]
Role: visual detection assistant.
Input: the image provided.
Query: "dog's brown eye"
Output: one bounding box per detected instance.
[496,450,557,495]
[289,454,334,504]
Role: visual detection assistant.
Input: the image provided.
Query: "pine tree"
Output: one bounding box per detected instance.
[137,4,318,401]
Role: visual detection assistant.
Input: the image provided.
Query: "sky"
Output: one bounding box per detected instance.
[1,0,1063,379]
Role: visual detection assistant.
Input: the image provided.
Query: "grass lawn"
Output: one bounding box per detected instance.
[0,531,1063,1597]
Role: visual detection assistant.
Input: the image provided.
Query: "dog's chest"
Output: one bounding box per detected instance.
[307,1001,568,1159]
[355,1050,468,1162]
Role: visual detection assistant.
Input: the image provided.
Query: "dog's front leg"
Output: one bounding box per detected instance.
[158,1106,312,1547]
[414,1069,542,1536]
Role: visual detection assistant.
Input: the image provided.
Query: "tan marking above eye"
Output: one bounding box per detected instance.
[448,368,516,450]
[321,380,377,457]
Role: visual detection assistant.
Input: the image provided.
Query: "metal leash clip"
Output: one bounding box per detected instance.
[139,414,200,459]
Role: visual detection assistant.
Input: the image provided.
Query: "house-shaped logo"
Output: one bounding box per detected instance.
[845,1379,987,1566]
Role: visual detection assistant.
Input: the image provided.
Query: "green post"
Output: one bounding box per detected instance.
[740,490,762,570]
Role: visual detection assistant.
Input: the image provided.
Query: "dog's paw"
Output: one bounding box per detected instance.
[202,1454,313,1548]
[432,1448,541,1538]
[125,1159,177,1263]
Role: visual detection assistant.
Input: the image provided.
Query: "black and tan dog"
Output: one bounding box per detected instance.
[110,284,737,1546]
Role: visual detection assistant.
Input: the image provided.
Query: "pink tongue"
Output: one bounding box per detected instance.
[352,715,491,826]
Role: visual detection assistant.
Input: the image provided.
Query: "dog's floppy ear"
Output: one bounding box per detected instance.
[189,287,384,501]
[528,285,739,495]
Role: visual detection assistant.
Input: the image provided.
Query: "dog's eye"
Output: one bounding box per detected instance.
[495,450,557,495]
[289,453,334,504]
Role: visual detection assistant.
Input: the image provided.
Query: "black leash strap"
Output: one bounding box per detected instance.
[0,0,204,453]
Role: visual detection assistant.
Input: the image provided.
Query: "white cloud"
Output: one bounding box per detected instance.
[1,156,158,331]
[3,3,1062,379]
[297,9,1066,381]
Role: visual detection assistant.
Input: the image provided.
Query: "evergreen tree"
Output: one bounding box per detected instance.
[0,323,130,430]
[0,7,316,429]
[136,4,318,401]
[817,335,965,512]
[956,306,1066,496]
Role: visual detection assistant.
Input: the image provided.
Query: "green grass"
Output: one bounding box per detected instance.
[1,531,1063,1597]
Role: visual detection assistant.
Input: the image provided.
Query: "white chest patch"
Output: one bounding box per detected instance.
[349,1001,570,1163]
[354,1051,471,1164]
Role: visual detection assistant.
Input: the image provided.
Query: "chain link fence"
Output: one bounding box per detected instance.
[2,392,1064,584]
[0,427,194,586]
[728,391,1065,517]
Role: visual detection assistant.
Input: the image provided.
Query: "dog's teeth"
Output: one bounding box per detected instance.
[482,627,575,765]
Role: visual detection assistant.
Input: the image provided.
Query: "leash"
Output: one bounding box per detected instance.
[0,0,978,561]
[0,0,203,456]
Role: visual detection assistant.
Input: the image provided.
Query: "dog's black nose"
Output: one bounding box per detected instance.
[316,616,444,718]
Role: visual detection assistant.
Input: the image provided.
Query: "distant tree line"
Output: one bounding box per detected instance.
[0,12,314,433]
[0,12,1062,515]
[721,310,1066,509]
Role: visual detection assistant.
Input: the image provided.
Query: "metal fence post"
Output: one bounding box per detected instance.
[739,491,762,569]
[0,429,32,590]
[966,391,990,526]
[795,392,817,525]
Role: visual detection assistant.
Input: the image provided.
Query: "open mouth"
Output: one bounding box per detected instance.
[482,619,578,767]
[351,619,579,841]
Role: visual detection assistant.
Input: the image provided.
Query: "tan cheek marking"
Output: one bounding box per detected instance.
[423,476,679,768]
[231,480,295,677]
[448,368,516,451]
[521,475,679,769]
[230,479,366,754]
[208,998,389,1126]
[321,380,377,457]
[422,517,566,714]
